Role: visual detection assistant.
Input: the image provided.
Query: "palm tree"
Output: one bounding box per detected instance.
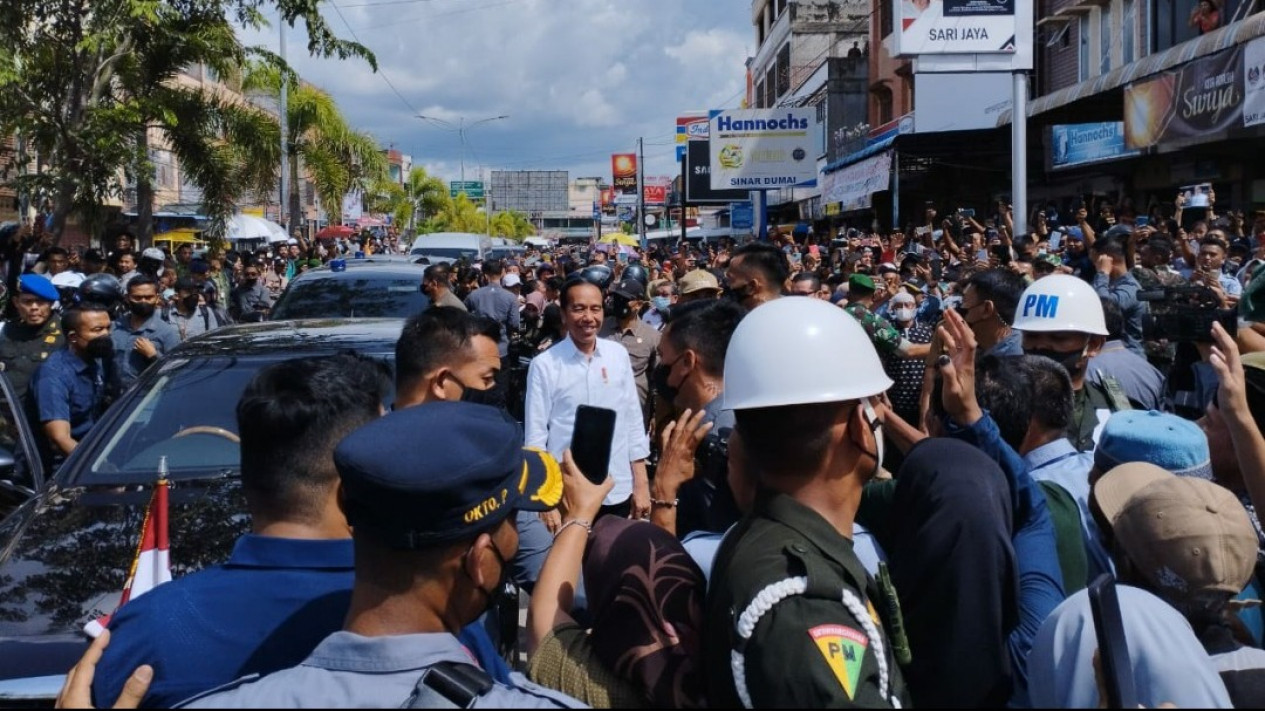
[244,65,387,235]
[488,210,535,239]
[117,6,282,243]
[404,166,449,234]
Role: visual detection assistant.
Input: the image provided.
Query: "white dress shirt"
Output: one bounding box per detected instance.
[525,334,650,505]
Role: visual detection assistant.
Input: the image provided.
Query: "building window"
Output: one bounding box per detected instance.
[776,43,791,97]
[1100,6,1112,75]
[1152,0,1244,52]
[755,81,766,108]
[765,66,776,105]
[1123,0,1136,63]
[873,86,894,125]
[880,0,893,38]
[1079,14,1091,81]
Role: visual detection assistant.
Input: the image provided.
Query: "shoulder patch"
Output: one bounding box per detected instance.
[808,624,868,699]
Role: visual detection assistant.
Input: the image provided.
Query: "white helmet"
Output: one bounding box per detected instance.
[50,271,85,290]
[1012,273,1108,335]
[724,297,893,410]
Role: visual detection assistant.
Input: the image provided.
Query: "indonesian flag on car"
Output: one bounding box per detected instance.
[84,473,171,638]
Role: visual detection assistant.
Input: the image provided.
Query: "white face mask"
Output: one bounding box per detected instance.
[861,398,884,481]
[892,307,915,322]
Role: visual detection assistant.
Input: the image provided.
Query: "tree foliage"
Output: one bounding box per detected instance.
[0,0,374,242]
[243,63,386,235]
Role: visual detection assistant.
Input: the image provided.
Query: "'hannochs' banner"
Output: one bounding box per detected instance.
[1124,46,1244,150]
[708,108,819,190]
[611,154,638,196]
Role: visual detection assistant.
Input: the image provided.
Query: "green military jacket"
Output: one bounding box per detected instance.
[0,317,64,402]
[1070,375,1131,452]
[705,491,911,708]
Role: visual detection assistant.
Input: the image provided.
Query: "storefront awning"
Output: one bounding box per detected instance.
[823,134,897,174]
[997,14,1265,124]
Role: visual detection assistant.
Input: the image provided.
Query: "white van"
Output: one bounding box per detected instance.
[409,232,493,264]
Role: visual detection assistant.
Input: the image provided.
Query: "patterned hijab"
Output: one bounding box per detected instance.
[583,518,707,708]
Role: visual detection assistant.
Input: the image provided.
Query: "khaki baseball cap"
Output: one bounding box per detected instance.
[1097,462,1257,599]
[678,269,721,295]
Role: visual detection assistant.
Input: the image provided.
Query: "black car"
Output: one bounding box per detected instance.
[269,257,430,320]
[0,318,403,704]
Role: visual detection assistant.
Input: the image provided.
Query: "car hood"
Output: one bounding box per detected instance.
[0,478,247,681]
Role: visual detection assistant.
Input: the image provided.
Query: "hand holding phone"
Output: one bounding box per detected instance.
[571,405,617,485]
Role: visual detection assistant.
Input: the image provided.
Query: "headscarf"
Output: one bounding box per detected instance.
[1028,585,1233,708]
[885,437,1019,707]
[583,517,707,708]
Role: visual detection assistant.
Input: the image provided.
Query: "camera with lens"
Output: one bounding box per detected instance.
[1139,284,1237,343]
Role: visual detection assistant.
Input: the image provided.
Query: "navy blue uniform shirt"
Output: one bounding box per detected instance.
[32,348,104,439]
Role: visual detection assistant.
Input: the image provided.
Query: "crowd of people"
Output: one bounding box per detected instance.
[15,189,1265,708]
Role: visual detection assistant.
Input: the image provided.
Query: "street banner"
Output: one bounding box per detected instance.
[1048,122,1140,170]
[612,154,638,197]
[686,140,751,204]
[677,115,709,162]
[1124,45,1243,149]
[895,0,1023,55]
[820,152,893,212]
[643,177,670,205]
[1243,36,1265,127]
[708,108,820,190]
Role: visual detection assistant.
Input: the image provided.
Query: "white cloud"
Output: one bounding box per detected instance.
[240,0,753,182]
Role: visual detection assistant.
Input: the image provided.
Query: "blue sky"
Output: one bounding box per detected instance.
[242,0,753,187]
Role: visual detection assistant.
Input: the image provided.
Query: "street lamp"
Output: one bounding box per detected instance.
[415,114,509,185]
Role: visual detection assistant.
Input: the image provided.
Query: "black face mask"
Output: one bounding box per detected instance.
[455,376,507,410]
[726,282,753,303]
[609,295,634,319]
[652,361,679,405]
[127,301,156,319]
[84,334,114,359]
[1026,346,1087,375]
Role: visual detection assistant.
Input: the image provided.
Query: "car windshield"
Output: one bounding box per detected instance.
[81,354,394,485]
[84,357,258,484]
[409,247,479,260]
[271,275,428,319]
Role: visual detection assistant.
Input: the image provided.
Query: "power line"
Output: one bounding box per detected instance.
[351,0,524,31]
[327,1,422,117]
[338,0,442,8]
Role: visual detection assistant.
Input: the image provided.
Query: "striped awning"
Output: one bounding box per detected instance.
[996,13,1265,125]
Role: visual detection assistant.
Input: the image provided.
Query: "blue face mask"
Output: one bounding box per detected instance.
[652,296,672,312]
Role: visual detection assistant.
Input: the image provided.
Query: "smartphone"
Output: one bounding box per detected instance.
[958,208,976,218]
[571,405,616,484]
[1135,216,1150,228]
[1088,574,1137,709]
[930,256,942,281]
[1047,232,1063,252]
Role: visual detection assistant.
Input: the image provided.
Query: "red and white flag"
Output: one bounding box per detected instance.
[84,478,171,638]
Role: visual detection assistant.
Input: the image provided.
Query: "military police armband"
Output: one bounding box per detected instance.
[729,577,902,709]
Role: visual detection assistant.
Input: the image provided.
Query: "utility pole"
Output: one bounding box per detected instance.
[279,21,289,231]
[1011,72,1028,237]
[637,137,646,252]
[679,150,688,245]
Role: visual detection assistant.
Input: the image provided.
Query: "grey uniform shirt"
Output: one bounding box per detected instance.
[465,285,520,357]
[180,631,587,708]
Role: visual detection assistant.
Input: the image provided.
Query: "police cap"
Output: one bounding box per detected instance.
[334,401,563,548]
[18,274,60,302]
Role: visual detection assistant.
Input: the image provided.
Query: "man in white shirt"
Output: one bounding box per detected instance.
[525,278,651,526]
